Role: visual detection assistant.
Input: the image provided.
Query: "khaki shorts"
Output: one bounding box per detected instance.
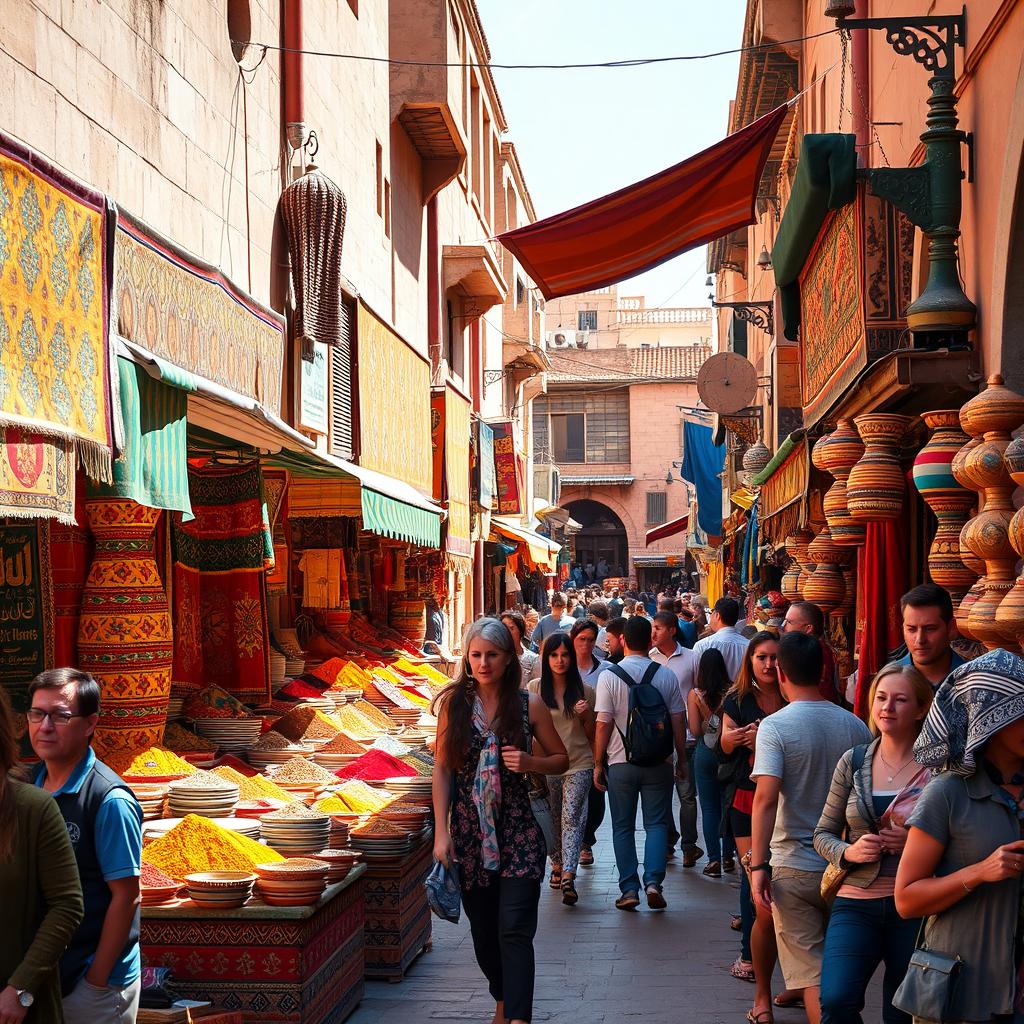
[770,865,829,989]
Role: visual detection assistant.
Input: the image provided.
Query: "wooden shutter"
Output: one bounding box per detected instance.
[329,297,355,460]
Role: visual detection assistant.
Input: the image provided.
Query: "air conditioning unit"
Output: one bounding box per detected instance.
[575,330,590,349]
[534,464,561,505]
[546,330,588,349]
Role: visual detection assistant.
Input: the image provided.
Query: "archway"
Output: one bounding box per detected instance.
[566,499,628,581]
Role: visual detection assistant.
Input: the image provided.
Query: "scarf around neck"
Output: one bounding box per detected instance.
[471,695,502,871]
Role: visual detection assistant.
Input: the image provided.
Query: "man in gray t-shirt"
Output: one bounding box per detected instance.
[750,631,872,1018]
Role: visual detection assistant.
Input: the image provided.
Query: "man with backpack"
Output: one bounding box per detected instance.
[593,616,687,911]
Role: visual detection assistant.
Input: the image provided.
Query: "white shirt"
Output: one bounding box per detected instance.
[595,655,684,766]
[650,643,700,737]
[691,625,749,682]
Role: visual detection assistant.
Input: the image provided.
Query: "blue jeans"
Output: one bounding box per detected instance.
[606,760,674,894]
[694,740,734,864]
[820,895,920,1024]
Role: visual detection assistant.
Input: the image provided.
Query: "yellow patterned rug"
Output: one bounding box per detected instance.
[0,134,114,496]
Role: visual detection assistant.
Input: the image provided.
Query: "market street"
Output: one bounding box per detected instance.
[350,821,883,1024]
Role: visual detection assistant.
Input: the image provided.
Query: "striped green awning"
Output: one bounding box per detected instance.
[361,488,441,548]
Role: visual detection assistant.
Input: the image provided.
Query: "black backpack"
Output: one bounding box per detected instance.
[606,661,675,767]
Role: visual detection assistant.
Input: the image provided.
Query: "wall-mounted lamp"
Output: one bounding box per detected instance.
[756,245,772,271]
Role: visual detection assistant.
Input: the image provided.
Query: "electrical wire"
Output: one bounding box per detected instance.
[236,28,840,71]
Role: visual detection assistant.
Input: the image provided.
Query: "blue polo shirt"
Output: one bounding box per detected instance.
[33,749,142,986]
[898,648,967,690]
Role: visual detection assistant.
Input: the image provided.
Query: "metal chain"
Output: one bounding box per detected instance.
[838,29,849,132]
[848,57,892,167]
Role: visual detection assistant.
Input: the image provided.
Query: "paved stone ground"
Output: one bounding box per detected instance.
[348,808,884,1024]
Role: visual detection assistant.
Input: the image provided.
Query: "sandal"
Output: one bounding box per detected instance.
[549,869,562,888]
[746,1009,774,1024]
[703,860,722,877]
[579,847,594,867]
[729,957,755,982]
[561,876,578,906]
[774,993,804,1009]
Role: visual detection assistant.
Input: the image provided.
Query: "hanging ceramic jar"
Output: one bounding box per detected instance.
[788,527,815,597]
[742,438,771,479]
[958,375,1024,651]
[912,410,977,606]
[817,419,867,546]
[77,499,173,762]
[847,414,915,520]
[803,526,851,614]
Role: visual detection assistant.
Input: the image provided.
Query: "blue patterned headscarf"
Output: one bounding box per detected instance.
[914,648,1024,776]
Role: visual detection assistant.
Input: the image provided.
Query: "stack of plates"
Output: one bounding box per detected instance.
[129,783,167,821]
[311,751,363,770]
[247,744,313,769]
[167,778,239,818]
[310,849,361,884]
[387,707,422,728]
[233,799,287,819]
[254,859,328,906]
[285,656,305,676]
[193,717,263,752]
[378,776,433,804]
[379,805,432,831]
[184,871,255,909]
[270,652,287,690]
[143,817,261,841]
[327,818,350,849]
[166,696,185,721]
[140,883,180,906]
[348,829,414,858]
[260,814,331,856]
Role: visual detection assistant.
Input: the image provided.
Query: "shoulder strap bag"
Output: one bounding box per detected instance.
[891,920,963,1022]
[820,743,869,903]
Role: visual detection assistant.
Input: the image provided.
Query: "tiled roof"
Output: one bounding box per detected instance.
[547,344,712,384]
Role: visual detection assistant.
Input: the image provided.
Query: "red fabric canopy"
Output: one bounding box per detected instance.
[646,515,689,547]
[498,104,789,300]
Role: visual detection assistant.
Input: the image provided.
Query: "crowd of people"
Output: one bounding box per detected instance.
[432,580,1024,1024]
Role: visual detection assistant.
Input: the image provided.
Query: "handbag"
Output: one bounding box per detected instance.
[425,858,462,923]
[522,697,557,854]
[891,922,963,1022]
[819,744,870,903]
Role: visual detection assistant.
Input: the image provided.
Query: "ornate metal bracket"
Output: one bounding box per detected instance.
[835,7,965,80]
[483,369,505,386]
[712,300,774,337]
[862,166,933,230]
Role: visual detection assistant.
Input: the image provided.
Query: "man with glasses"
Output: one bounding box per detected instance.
[780,600,843,705]
[28,668,143,1024]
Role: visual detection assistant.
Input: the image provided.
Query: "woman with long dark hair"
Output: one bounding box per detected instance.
[688,648,736,878]
[719,631,788,1015]
[529,633,596,906]
[432,618,568,1024]
[0,689,84,1024]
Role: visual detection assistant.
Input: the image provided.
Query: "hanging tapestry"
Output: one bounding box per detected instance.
[0,520,54,735]
[799,200,866,427]
[113,208,286,415]
[0,133,115,482]
[681,419,726,537]
[262,469,290,591]
[863,190,915,359]
[49,482,91,666]
[171,462,271,704]
[430,391,445,502]
[491,421,522,516]
[477,420,496,511]
[298,549,343,609]
[356,301,432,494]
[94,357,193,518]
[444,386,472,560]
[759,436,810,545]
[0,427,76,524]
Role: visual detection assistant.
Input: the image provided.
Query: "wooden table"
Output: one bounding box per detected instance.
[141,865,366,1024]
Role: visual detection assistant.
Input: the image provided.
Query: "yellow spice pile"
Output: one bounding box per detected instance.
[122,747,197,778]
[212,766,292,802]
[141,814,283,881]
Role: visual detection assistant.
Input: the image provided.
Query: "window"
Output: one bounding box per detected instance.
[383,179,391,239]
[646,491,668,526]
[533,392,629,464]
[329,296,357,460]
[551,413,585,462]
[578,309,598,331]
[375,141,383,217]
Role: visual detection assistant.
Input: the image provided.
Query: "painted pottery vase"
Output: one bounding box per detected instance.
[958,376,1024,651]
[847,414,915,520]
[803,527,851,614]
[742,438,771,477]
[995,435,1024,648]
[77,499,173,761]
[788,527,816,597]
[951,436,986,640]
[912,410,977,605]
[818,419,867,546]
[781,559,802,602]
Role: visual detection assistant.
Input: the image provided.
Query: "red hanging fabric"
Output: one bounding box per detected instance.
[498,104,789,300]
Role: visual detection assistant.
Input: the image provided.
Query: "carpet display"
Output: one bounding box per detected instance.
[0,132,114,482]
[77,498,173,759]
[0,427,76,523]
[172,462,271,704]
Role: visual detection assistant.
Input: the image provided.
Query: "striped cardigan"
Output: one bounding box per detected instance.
[812,738,884,889]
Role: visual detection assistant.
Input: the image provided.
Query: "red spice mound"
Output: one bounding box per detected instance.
[280,678,328,700]
[333,749,416,782]
[311,658,349,685]
[215,754,259,777]
[141,863,177,888]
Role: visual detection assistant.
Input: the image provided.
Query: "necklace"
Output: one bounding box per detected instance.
[877,750,916,784]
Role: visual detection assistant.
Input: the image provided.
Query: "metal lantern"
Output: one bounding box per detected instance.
[742,438,771,477]
[279,163,347,348]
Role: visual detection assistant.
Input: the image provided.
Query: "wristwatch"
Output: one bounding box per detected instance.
[16,990,34,1008]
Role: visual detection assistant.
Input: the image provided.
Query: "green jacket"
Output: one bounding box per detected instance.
[1,780,84,1023]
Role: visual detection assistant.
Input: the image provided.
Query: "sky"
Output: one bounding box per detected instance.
[475,0,747,310]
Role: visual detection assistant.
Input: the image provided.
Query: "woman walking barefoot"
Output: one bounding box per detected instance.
[529,633,596,905]
[432,618,568,1024]
[719,632,789,1022]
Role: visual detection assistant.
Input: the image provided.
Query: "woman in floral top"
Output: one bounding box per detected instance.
[433,618,568,1024]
